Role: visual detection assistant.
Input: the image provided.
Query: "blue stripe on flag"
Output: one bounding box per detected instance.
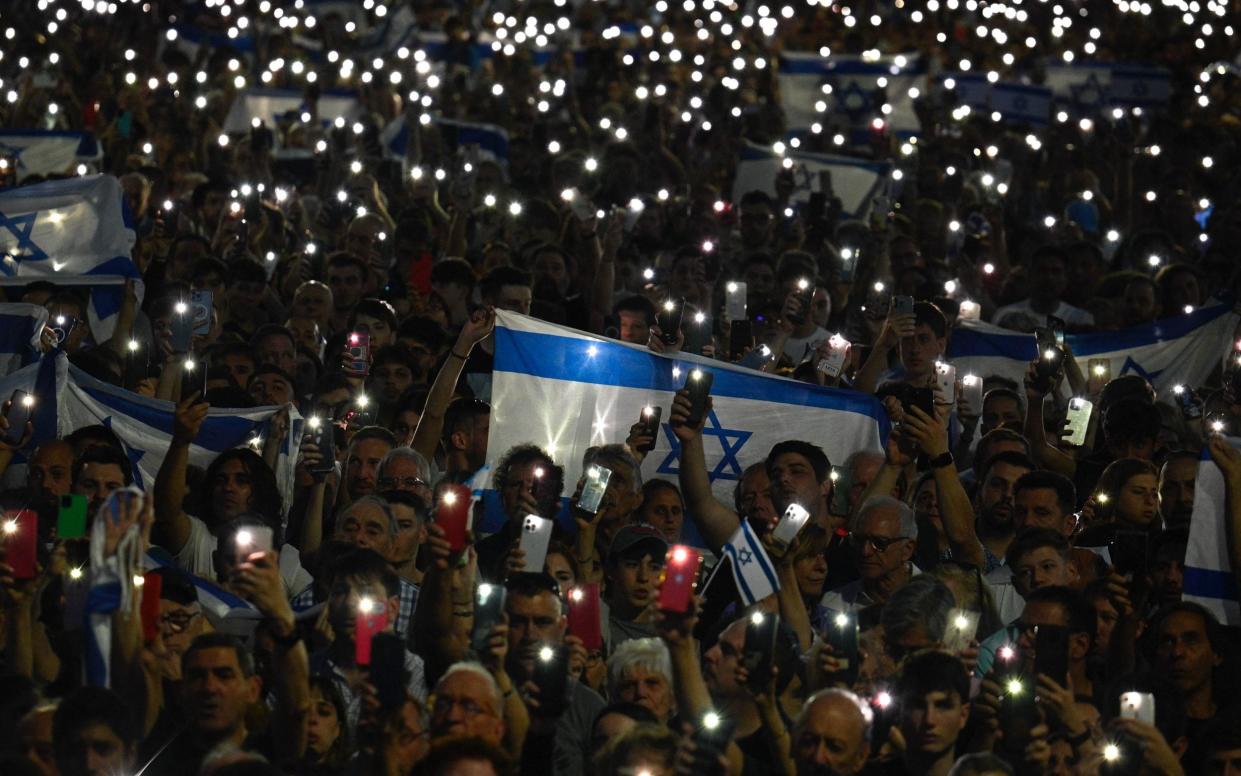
[740,518,780,592]
[78,382,261,450]
[1184,566,1239,601]
[721,543,756,602]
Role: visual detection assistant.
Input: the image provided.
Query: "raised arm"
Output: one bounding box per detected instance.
[669,390,741,552]
[902,402,983,569]
[1022,363,1077,477]
[152,395,208,553]
[854,309,914,396]
[411,307,495,464]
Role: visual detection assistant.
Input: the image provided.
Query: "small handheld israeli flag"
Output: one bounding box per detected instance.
[721,519,781,605]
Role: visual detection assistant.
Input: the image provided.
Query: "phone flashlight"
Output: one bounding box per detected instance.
[539,645,555,662]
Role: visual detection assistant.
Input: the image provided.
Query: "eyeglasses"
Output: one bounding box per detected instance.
[847,533,910,553]
[160,609,202,634]
[432,696,493,719]
[379,476,428,490]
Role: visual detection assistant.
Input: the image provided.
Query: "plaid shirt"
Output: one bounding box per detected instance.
[292,577,420,646]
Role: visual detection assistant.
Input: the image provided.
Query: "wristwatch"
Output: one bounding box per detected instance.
[928,451,954,469]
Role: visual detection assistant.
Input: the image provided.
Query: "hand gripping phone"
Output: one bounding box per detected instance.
[1064,397,1093,447]
[769,503,811,556]
[684,369,714,427]
[566,583,603,650]
[518,515,554,573]
[635,406,661,454]
[658,545,701,613]
[471,583,508,654]
[742,611,780,693]
[577,465,612,515]
[435,484,473,553]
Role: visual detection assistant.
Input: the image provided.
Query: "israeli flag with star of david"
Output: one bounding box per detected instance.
[1185,439,1240,625]
[0,174,141,344]
[946,303,1240,398]
[222,87,363,134]
[1044,62,1172,112]
[487,311,888,524]
[732,141,891,219]
[0,130,102,181]
[778,51,925,138]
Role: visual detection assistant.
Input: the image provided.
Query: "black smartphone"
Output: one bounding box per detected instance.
[370,632,407,711]
[684,369,714,428]
[180,356,208,402]
[902,387,935,419]
[471,583,508,655]
[1033,625,1070,686]
[3,390,33,447]
[692,711,737,769]
[869,691,898,750]
[531,643,570,717]
[1111,528,1150,578]
[998,674,1039,752]
[728,319,753,361]
[1048,316,1066,347]
[742,612,779,693]
[658,298,685,346]
[827,611,860,685]
[893,295,915,317]
[636,406,661,454]
[170,302,193,353]
[786,280,814,326]
[308,417,336,476]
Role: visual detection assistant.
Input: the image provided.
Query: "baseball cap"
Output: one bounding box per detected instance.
[606,523,668,564]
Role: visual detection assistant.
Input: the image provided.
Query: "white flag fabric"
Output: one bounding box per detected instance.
[1185,441,1240,624]
[1044,62,1171,110]
[732,141,891,219]
[938,74,1052,126]
[946,304,1240,398]
[487,311,888,519]
[0,174,142,343]
[381,115,511,165]
[778,51,924,137]
[722,519,781,605]
[0,302,49,379]
[222,87,363,134]
[0,130,102,181]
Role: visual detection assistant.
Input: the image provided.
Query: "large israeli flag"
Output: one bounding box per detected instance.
[0,130,102,181]
[778,51,925,137]
[1185,441,1239,624]
[946,303,1240,397]
[488,311,888,518]
[1044,62,1171,111]
[0,174,141,343]
[733,141,891,219]
[222,88,363,134]
[381,115,510,165]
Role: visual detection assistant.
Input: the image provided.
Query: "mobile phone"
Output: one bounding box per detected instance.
[1110,528,1150,578]
[738,343,773,371]
[307,417,336,475]
[934,361,957,405]
[50,314,77,346]
[838,246,858,283]
[961,374,984,416]
[190,290,213,337]
[865,282,892,318]
[869,194,890,231]
[816,334,850,379]
[532,644,570,717]
[725,282,747,321]
[355,595,389,665]
[827,611,859,685]
[999,675,1039,751]
[518,515,554,573]
[564,188,594,222]
[903,387,935,419]
[233,524,273,566]
[3,390,34,447]
[1087,358,1111,394]
[370,632,407,710]
[170,300,193,353]
[181,355,208,402]
[692,711,737,768]
[941,608,980,655]
[139,571,163,642]
[893,295,914,317]
[1171,384,1202,420]
[1119,691,1156,725]
[577,465,613,515]
[1034,330,1064,389]
[684,368,714,427]
[728,319,753,361]
[435,485,472,553]
[471,583,508,654]
[786,279,814,325]
[636,406,661,454]
[1033,625,1070,686]
[742,611,779,693]
[657,299,685,346]
[1064,397,1093,447]
[869,690,898,749]
[683,310,713,355]
[658,544,701,613]
[566,583,603,650]
[769,503,811,555]
[3,509,38,580]
[346,332,371,377]
[159,199,178,238]
[958,299,981,321]
[1048,316,1066,347]
[57,494,89,539]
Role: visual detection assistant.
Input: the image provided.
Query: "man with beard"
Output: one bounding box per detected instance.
[952,451,1035,573]
[1159,451,1197,530]
[72,446,132,519]
[792,689,871,775]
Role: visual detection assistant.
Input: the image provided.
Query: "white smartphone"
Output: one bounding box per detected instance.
[935,362,957,405]
[961,374,984,416]
[770,503,811,554]
[1064,397,1094,447]
[1119,691,1156,725]
[578,465,613,514]
[816,334,851,378]
[942,608,980,655]
[725,281,748,322]
[958,299,981,321]
[519,514,554,573]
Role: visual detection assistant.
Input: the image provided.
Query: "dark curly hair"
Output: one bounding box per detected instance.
[492,444,564,517]
[197,447,283,529]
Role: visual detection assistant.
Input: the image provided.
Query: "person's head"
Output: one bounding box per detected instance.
[1006,529,1077,597]
[305,674,349,764]
[792,689,871,775]
[1155,263,1204,317]
[1200,707,1241,775]
[324,547,401,640]
[369,344,420,405]
[1121,274,1160,326]
[702,617,750,700]
[974,451,1036,534]
[895,651,971,763]
[201,448,281,528]
[151,566,205,672]
[981,389,1027,435]
[1159,450,1197,530]
[842,451,885,516]
[336,494,398,558]
[880,575,955,664]
[429,258,476,312]
[597,723,679,776]
[493,444,564,524]
[180,633,261,739]
[736,461,777,531]
[326,252,369,311]
[502,572,566,679]
[72,445,133,517]
[582,444,644,545]
[739,190,776,248]
[378,446,432,503]
[431,663,506,746]
[1095,458,1160,526]
[604,524,667,614]
[848,496,917,582]
[791,523,831,600]
[1150,602,1224,698]
[28,439,74,499]
[1013,470,1076,536]
[607,638,675,723]
[1103,399,1161,461]
[250,324,297,376]
[52,688,138,776]
[948,753,1015,776]
[638,480,684,541]
[1013,586,1095,676]
[380,489,429,568]
[613,296,656,345]
[346,213,390,271]
[443,398,490,474]
[418,735,510,776]
[292,280,333,326]
[349,298,399,348]
[346,426,398,499]
[46,292,89,353]
[211,342,259,389]
[285,316,323,356]
[480,266,533,316]
[973,429,1032,472]
[590,702,660,754]
[1150,529,1188,607]
[247,364,297,407]
[1028,245,1070,303]
[765,440,832,517]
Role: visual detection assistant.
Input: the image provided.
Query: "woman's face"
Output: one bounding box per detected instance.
[306,687,342,757]
[793,550,828,599]
[1116,472,1160,525]
[545,551,576,595]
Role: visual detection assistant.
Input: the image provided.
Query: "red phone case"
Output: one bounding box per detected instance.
[4,509,38,580]
[435,484,472,553]
[355,605,389,666]
[140,572,164,643]
[566,583,603,650]
[658,545,702,613]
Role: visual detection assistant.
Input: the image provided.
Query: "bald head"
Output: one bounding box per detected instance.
[794,689,871,775]
[29,440,74,498]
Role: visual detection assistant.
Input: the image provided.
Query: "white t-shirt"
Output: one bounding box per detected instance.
[172,513,314,599]
[780,326,831,365]
[991,299,1094,330]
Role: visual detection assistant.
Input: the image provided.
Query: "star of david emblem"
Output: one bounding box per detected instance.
[832,80,872,120]
[656,409,752,483]
[1069,74,1106,108]
[0,141,27,171]
[737,548,754,566]
[102,416,147,489]
[0,210,48,263]
[1012,95,1028,111]
[1118,356,1162,384]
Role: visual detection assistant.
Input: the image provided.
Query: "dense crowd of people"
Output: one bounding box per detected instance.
[2,0,1241,775]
